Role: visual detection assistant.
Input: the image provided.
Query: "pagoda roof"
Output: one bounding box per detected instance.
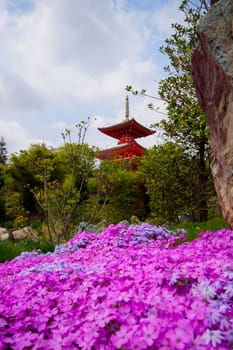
[98,118,155,140]
[97,141,145,160]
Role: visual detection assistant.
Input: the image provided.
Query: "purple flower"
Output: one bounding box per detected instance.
[169,271,180,285]
[0,225,232,349]
[202,329,224,347]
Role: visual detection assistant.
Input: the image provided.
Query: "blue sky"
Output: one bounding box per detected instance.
[0,0,184,155]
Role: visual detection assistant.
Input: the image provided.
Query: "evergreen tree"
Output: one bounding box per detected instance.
[0,137,8,165]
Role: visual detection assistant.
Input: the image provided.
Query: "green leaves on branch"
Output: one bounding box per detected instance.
[156,0,215,221]
[140,142,216,224]
[95,160,148,223]
[5,122,97,242]
[124,0,218,223]
[0,137,8,165]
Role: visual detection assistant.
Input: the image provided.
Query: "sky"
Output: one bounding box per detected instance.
[0,0,184,156]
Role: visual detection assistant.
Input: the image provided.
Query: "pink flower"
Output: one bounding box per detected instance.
[165,323,194,350]
[111,324,133,348]
[0,225,232,349]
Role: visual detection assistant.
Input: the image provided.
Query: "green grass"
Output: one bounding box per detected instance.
[0,238,55,263]
[170,217,229,242]
[0,217,230,264]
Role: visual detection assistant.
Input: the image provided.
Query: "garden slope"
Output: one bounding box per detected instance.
[0,223,233,349]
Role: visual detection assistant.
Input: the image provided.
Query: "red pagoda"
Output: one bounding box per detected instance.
[97,96,155,163]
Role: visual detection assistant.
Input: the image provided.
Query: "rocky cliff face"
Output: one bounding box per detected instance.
[192,0,233,227]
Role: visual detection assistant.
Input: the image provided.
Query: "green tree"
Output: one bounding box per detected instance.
[7,122,97,241]
[140,142,214,224]
[137,0,214,222]
[9,144,58,214]
[94,160,149,223]
[0,163,7,224]
[157,0,213,221]
[6,144,58,230]
[126,0,217,221]
[42,126,96,241]
[0,137,8,165]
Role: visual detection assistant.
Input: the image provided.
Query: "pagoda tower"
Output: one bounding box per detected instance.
[97,96,155,164]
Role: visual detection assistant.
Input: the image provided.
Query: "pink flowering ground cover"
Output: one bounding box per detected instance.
[0,223,233,350]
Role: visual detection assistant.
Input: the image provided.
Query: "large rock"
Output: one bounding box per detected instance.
[0,233,9,241]
[12,227,32,240]
[192,0,233,228]
[0,227,8,236]
[0,227,9,241]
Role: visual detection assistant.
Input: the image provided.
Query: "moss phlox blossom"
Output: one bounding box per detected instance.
[0,224,232,349]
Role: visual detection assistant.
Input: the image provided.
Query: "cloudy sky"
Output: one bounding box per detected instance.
[0,0,184,155]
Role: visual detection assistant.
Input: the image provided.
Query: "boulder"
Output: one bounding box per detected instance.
[0,227,8,237]
[0,233,9,241]
[0,227,9,241]
[12,227,32,240]
[96,220,107,233]
[130,215,141,225]
[119,220,130,227]
[192,0,233,228]
[77,222,99,233]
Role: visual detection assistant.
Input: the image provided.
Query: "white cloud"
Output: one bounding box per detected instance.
[0,121,43,155]
[52,121,69,131]
[0,0,182,155]
[47,0,144,71]
[0,0,158,107]
[151,0,184,35]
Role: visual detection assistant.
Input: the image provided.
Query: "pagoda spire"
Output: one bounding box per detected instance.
[97,96,155,164]
[125,95,129,121]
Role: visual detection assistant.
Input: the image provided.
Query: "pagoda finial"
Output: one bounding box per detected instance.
[125,95,129,121]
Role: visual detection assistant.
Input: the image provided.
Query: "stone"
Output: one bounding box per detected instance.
[77,222,98,233]
[0,232,9,241]
[12,227,32,240]
[130,215,141,225]
[96,219,107,233]
[192,0,233,228]
[119,220,130,227]
[0,227,8,237]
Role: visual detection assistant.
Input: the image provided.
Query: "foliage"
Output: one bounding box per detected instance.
[8,144,58,216]
[158,0,208,143]
[127,0,217,222]
[33,123,96,242]
[157,0,214,222]
[4,121,98,241]
[0,223,233,349]
[140,142,204,224]
[2,144,58,230]
[4,192,29,229]
[0,163,7,223]
[0,167,28,227]
[95,160,149,223]
[0,137,8,165]
[0,123,149,234]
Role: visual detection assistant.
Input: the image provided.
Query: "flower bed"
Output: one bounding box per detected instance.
[0,223,233,349]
